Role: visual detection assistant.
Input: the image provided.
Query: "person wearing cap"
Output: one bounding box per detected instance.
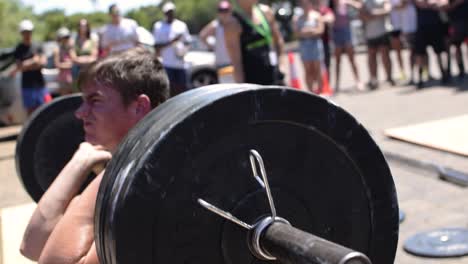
[11,19,50,115]
[199,1,233,69]
[152,2,192,96]
[223,0,285,85]
[100,4,139,55]
[53,27,74,95]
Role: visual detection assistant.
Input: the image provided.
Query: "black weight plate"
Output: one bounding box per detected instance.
[96,85,399,264]
[15,94,86,202]
[404,228,468,257]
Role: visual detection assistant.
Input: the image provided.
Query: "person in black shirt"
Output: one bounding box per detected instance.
[441,0,468,80]
[224,0,284,85]
[413,0,451,88]
[11,20,49,115]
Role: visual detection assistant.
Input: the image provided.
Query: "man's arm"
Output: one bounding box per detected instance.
[260,4,284,60]
[224,16,244,83]
[345,0,364,9]
[369,0,392,17]
[21,143,111,261]
[199,20,216,51]
[38,172,103,264]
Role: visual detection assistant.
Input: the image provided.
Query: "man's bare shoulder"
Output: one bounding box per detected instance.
[258,4,275,22]
[223,14,241,33]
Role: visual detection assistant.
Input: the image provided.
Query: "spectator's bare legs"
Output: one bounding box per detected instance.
[311,61,323,93]
[367,47,378,88]
[303,61,314,93]
[454,45,466,78]
[391,36,405,79]
[379,44,393,84]
[344,44,363,90]
[334,47,343,91]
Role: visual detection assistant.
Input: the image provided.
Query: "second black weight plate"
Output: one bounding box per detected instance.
[15,94,86,202]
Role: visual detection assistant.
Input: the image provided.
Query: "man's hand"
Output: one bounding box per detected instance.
[73,143,112,175]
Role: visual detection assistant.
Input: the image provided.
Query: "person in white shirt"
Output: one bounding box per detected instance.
[199,0,232,69]
[153,2,192,96]
[101,4,139,56]
[358,0,394,89]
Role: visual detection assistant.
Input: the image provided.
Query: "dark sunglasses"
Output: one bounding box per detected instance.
[218,8,230,13]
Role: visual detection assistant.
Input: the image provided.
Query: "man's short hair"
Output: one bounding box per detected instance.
[77,49,170,108]
[108,4,119,14]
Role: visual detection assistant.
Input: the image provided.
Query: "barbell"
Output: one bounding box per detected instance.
[16,84,399,264]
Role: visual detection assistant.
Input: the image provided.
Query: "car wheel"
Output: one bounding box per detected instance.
[191,70,218,88]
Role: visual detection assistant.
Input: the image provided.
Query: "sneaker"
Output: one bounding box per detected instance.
[368,80,379,90]
[387,78,396,86]
[356,82,365,91]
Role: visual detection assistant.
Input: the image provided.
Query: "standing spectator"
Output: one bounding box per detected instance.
[199,1,232,69]
[73,19,98,83]
[390,0,417,84]
[389,0,409,81]
[413,0,450,88]
[10,20,49,115]
[224,0,285,85]
[359,0,394,89]
[442,0,468,81]
[294,0,325,93]
[319,0,335,74]
[330,0,364,91]
[153,2,192,96]
[54,27,74,96]
[101,4,139,55]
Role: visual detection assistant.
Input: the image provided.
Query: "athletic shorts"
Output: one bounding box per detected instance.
[366,34,390,48]
[333,26,353,47]
[22,87,50,109]
[414,24,446,55]
[299,38,324,62]
[450,20,468,46]
[390,30,402,38]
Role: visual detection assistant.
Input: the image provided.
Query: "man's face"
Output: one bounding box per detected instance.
[75,82,140,152]
[165,10,175,21]
[110,6,121,23]
[21,31,32,43]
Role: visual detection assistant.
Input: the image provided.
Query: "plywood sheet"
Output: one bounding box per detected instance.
[0,203,35,264]
[384,115,468,157]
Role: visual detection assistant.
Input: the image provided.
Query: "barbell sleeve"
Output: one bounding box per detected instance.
[261,221,372,264]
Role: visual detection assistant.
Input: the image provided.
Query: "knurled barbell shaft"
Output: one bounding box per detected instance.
[262,222,372,264]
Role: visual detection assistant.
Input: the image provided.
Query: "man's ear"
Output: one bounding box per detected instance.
[135,94,152,116]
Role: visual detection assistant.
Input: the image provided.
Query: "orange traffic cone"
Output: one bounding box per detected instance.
[320,62,333,96]
[288,52,301,89]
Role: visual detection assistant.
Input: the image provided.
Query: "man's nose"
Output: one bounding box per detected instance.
[75,103,88,120]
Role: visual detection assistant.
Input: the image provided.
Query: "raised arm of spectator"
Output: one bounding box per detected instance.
[412,0,433,9]
[73,40,98,66]
[20,143,111,261]
[322,7,336,25]
[260,4,284,59]
[369,0,392,17]
[53,47,73,70]
[224,15,244,83]
[199,20,217,51]
[293,13,325,39]
[345,0,365,10]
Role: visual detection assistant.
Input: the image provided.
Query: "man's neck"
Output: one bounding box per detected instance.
[112,17,121,25]
[22,40,31,46]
